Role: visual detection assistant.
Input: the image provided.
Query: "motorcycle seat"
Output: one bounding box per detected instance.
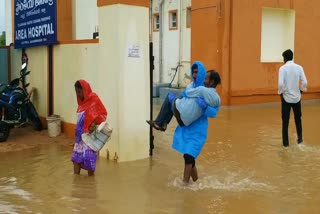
[0,93,10,102]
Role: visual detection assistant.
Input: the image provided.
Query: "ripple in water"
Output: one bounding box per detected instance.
[0,177,33,201]
[293,143,320,153]
[168,173,273,192]
[0,200,31,214]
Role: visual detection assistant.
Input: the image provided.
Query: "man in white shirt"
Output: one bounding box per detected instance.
[278,49,308,147]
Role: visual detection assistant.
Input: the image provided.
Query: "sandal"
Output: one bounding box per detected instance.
[146,120,166,131]
[162,123,167,131]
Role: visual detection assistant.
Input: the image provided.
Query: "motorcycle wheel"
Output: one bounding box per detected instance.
[26,103,43,131]
[0,121,10,142]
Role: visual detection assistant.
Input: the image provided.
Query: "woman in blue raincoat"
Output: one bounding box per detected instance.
[172,61,221,183]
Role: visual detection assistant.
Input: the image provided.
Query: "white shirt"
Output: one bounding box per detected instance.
[278,61,307,103]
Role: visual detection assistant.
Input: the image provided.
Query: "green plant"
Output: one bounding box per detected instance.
[0,32,6,46]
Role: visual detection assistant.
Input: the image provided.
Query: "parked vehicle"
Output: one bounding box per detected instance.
[0,63,43,142]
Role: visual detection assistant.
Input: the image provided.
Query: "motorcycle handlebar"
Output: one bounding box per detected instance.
[20,71,31,79]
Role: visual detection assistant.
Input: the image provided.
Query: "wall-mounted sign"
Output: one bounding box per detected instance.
[14,0,57,49]
[128,45,140,58]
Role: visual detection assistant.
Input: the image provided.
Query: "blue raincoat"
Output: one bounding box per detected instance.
[172,61,219,158]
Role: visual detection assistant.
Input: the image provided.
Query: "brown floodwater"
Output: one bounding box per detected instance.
[0,100,320,214]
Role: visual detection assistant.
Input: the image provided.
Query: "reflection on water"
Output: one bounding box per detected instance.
[1,101,320,213]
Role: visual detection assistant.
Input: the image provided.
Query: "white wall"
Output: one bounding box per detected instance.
[179,0,192,87]
[25,46,48,117]
[152,0,191,87]
[72,0,98,40]
[261,8,295,62]
[5,0,12,45]
[53,43,100,124]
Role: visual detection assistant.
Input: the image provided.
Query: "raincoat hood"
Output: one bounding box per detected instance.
[191,61,206,87]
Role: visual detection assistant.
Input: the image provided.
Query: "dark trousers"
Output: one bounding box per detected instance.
[281,96,303,147]
[154,94,185,127]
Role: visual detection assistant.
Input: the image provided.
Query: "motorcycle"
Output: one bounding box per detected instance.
[0,63,43,142]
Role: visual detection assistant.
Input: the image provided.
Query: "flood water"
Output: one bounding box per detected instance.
[1,101,320,213]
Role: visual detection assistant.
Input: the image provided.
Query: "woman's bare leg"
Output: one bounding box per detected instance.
[88,169,95,176]
[73,162,81,175]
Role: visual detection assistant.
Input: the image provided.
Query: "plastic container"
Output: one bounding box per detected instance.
[82,121,113,152]
[46,115,61,137]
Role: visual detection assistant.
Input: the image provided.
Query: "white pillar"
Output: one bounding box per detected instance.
[97,3,150,162]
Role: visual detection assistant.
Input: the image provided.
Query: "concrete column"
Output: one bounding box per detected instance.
[97,0,150,162]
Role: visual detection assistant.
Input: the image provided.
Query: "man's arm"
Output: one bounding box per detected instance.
[183,86,205,97]
[181,83,194,97]
[300,67,307,92]
[196,94,221,118]
[204,106,220,118]
[185,86,220,107]
[278,67,285,95]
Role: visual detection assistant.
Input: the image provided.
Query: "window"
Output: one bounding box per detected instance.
[153,13,160,31]
[261,8,295,62]
[169,10,178,30]
[186,7,191,28]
